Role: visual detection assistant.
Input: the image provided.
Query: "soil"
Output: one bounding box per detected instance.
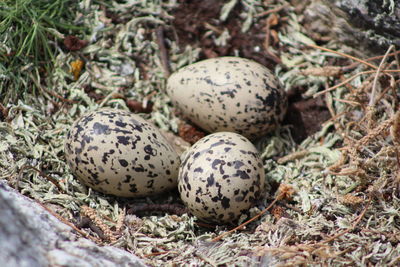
[171,0,279,69]
[170,0,331,143]
[284,88,331,143]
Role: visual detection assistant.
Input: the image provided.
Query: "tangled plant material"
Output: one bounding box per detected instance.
[311,44,400,196]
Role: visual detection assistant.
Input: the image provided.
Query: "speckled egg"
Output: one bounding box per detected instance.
[166,56,287,140]
[64,109,180,197]
[178,132,265,223]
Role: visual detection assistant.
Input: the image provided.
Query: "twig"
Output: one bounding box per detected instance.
[155,26,171,78]
[313,70,374,98]
[277,149,309,164]
[343,50,400,71]
[319,196,371,244]
[203,22,223,34]
[29,73,77,104]
[263,14,282,64]
[37,201,101,243]
[255,4,288,17]
[19,165,65,193]
[366,50,400,63]
[332,98,361,106]
[144,250,175,258]
[307,44,378,69]
[211,192,285,242]
[313,69,400,98]
[369,45,394,107]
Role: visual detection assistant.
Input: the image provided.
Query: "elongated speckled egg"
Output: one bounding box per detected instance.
[166,56,287,140]
[64,109,180,197]
[178,132,265,223]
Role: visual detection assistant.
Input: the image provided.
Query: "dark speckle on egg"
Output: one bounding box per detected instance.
[166,56,287,140]
[177,132,265,224]
[64,108,180,197]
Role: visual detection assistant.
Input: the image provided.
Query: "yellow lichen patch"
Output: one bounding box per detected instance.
[70,59,84,80]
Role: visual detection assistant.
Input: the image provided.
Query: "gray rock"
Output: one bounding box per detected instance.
[0,181,146,267]
[303,0,400,53]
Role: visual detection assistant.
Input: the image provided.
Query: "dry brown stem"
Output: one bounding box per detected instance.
[320,196,371,244]
[367,45,395,128]
[211,184,294,242]
[255,4,288,18]
[19,165,65,193]
[307,44,378,69]
[37,201,101,243]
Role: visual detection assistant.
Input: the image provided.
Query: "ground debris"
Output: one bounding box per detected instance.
[1,0,400,266]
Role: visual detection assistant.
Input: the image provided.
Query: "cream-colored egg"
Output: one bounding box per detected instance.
[167,57,287,140]
[64,109,180,197]
[178,132,265,223]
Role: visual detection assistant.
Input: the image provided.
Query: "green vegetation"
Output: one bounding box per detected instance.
[0,0,82,103]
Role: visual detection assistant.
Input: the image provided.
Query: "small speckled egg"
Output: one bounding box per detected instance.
[178,132,265,223]
[166,56,287,140]
[64,109,180,197]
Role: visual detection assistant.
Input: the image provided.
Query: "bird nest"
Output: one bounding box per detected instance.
[1,0,399,266]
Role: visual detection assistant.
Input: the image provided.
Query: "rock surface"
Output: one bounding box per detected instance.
[0,181,146,267]
[302,0,400,53]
